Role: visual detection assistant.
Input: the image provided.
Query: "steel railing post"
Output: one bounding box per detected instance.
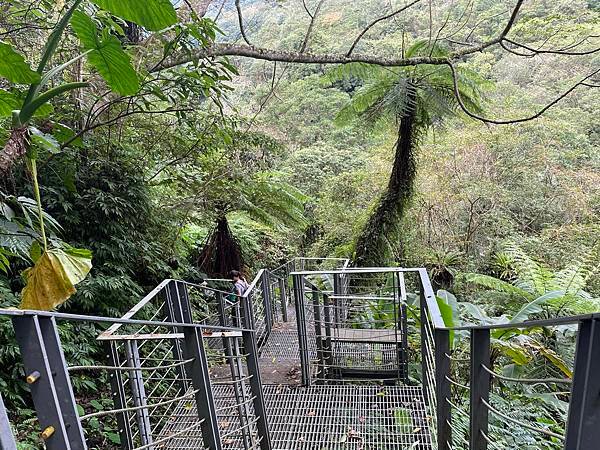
[0,393,17,450]
[125,340,153,448]
[293,274,311,385]
[435,329,452,450]
[565,318,600,450]
[216,290,227,327]
[400,303,409,382]
[12,315,87,450]
[261,270,273,335]
[333,273,341,327]
[169,280,223,449]
[419,290,429,406]
[311,288,325,380]
[322,293,334,375]
[242,328,272,450]
[164,280,190,393]
[105,342,134,450]
[279,277,288,322]
[469,328,491,450]
[181,327,223,450]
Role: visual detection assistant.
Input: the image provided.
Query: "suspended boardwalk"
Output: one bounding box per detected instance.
[1,258,596,450]
[157,298,430,449]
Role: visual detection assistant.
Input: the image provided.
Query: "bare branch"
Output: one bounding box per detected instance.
[299,0,326,53]
[235,0,251,46]
[447,62,600,125]
[302,0,314,19]
[159,42,448,69]
[503,38,600,56]
[160,0,526,70]
[347,0,421,56]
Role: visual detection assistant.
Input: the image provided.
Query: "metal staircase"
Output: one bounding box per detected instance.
[0,257,599,449]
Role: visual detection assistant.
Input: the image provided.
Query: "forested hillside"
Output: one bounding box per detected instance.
[0,0,598,446]
[220,0,599,291]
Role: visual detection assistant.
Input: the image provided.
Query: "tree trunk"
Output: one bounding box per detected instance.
[353,95,417,267]
[197,216,244,277]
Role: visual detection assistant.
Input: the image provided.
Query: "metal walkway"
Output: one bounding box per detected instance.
[1,257,599,450]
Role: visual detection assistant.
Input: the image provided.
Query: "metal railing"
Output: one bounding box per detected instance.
[269,257,351,324]
[416,271,600,450]
[291,267,412,385]
[0,278,271,450]
[0,393,16,450]
[2,261,600,450]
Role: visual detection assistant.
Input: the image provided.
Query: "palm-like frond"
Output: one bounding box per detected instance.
[463,273,534,300]
[238,171,309,231]
[504,244,555,295]
[550,243,599,296]
[326,40,487,130]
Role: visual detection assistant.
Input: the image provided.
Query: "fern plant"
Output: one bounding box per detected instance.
[463,243,600,315]
[325,40,487,266]
[198,171,309,276]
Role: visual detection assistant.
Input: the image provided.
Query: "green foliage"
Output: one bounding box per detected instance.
[463,244,600,316]
[71,11,140,95]
[0,90,20,117]
[0,42,39,84]
[91,0,178,31]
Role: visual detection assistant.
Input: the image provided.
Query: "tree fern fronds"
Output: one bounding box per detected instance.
[462,273,534,300]
[551,242,600,296]
[323,62,392,84]
[334,79,394,126]
[504,244,553,295]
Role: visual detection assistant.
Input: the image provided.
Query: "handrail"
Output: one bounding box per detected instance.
[271,257,350,278]
[290,266,423,275]
[242,269,266,299]
[418,267,446,329]
[0,308,253,333]
[101,278,242,338]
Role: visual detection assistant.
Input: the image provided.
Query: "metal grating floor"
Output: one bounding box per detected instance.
[158,384,432,449]
[260,328,315,360]
[264,384,432,449]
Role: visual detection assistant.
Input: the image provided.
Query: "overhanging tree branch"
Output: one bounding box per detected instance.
[300,0,326,53]
[503,38,600,56]
[158,0,525,70]
[235,0,251,46]
[447,62,600,124]
[346,0,422,56]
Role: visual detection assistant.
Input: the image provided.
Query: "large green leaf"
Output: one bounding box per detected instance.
[436,295,455,346]
[71,12,140,95]
[508,291,565,324]
[0,42,40,84]
[0,89,19,116]
[20,247,92,310]
[91,0,178,31]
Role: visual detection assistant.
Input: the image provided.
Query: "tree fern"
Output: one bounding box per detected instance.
[323,40,487,266]
[465,244,600,316]
[463,273,533,300]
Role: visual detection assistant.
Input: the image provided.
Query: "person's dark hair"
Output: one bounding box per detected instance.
[228,270,241,280]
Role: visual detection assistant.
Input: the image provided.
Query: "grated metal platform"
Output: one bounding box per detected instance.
[158,384,432,449]
[264,384,432,450]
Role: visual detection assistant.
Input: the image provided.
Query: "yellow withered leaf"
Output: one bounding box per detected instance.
[20,248,92,310]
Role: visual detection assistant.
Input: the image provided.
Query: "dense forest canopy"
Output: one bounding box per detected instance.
[0,0,598,445]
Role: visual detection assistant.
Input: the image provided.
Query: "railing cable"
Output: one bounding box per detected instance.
[445,375,470,390]
[481,364,572,384]
[79,389,200,421]
[68,358,194,372]
[481,398,565,440]
[132,420,204,450]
